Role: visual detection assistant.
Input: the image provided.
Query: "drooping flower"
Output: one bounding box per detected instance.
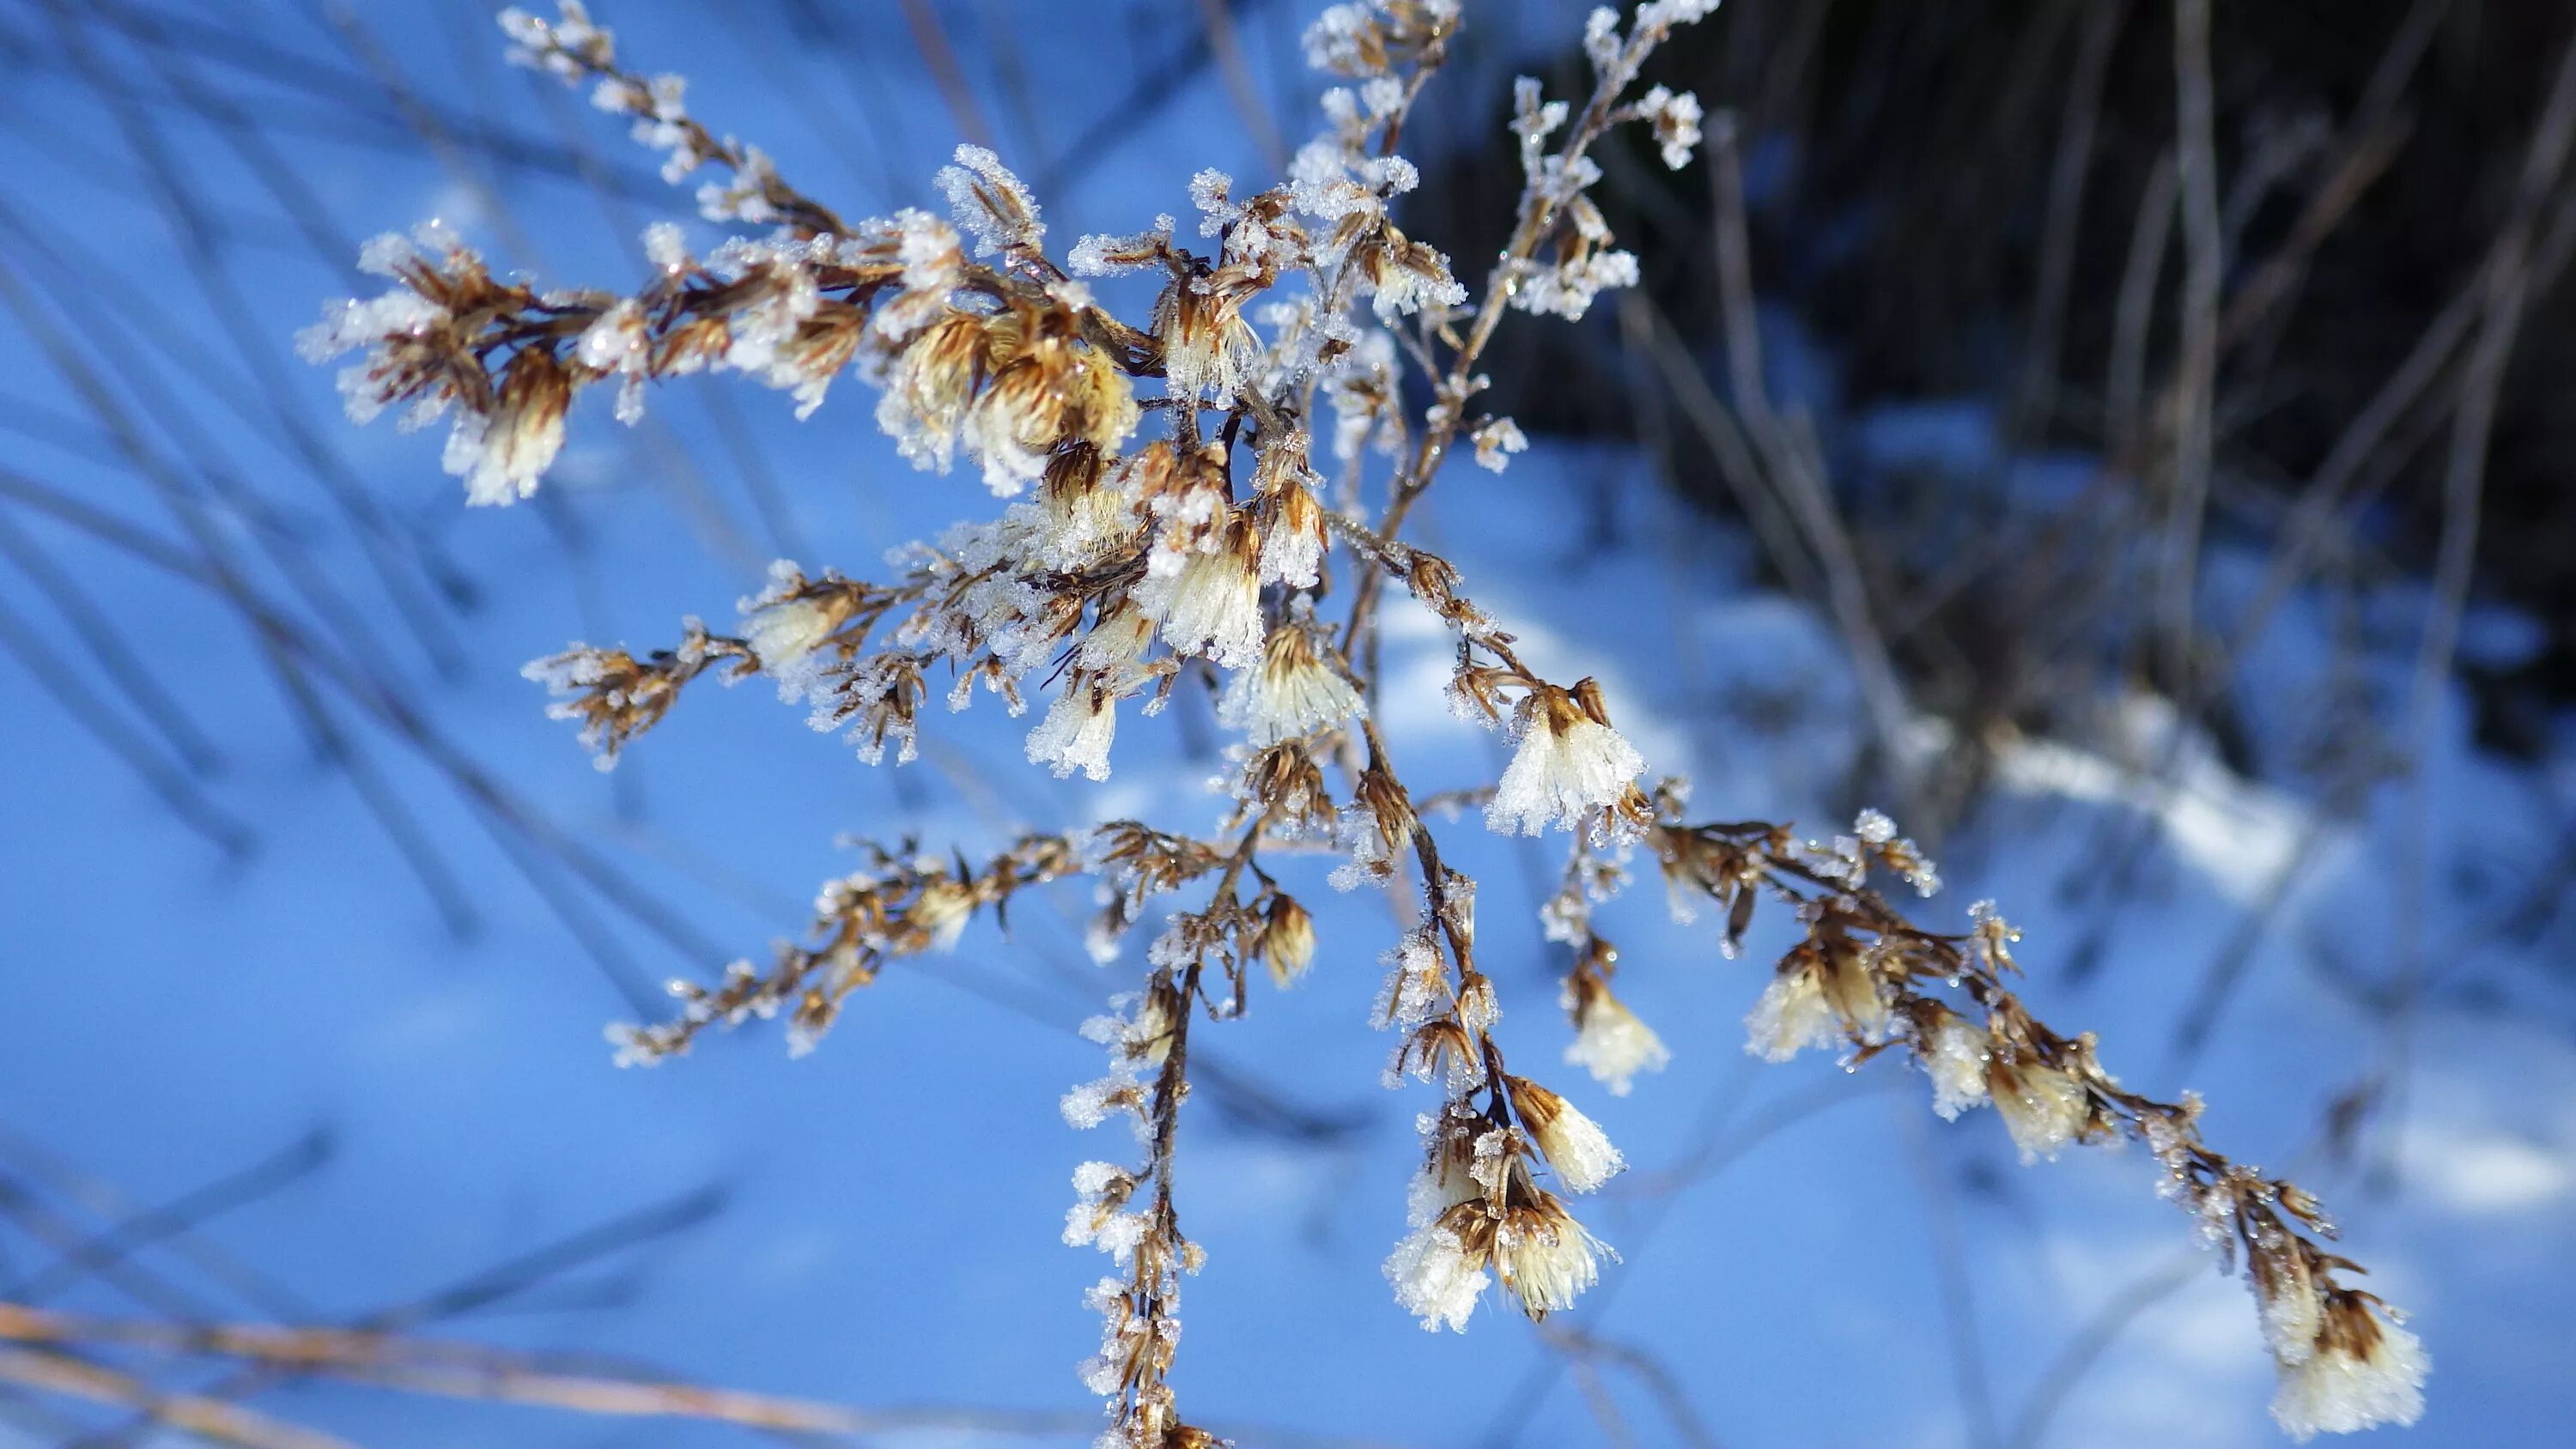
[738,561,868,699]
[1815,943,1890,1039]
[1218,621,1364,745]
[451,347,572,505]
[1062,1161,1143,1257]
[2251,1240,2326,1368]
[1745,942,1888,1062]
[1029,443,1139,569]
[1488,1193,1611,1319]
[1077,603,1158,675]
[905,875,977,952]
[1485,679,1648,839]
[2269,1288,2428,1441]
[1743,968,1835,1063]
[1384,1216,1489,1333]
[1922,1008,1993,1120]
[1352,221,1466,320]
[960,332,1139,494]
[1384,1111,1612,1331]
[1253,461,1327,588]
[1258,895,1315,986]
[1373,927,1447,1034]
[1154,270,1264,402]
[1990,1055,2092,1162]
[1137,517,1264,669]
[1562,963,1669,1096]
[1017,601,1161,782]
[1027,682,1119,781]
[810,652,927,766]
[1504,1077,1625,1193]
[1328,753,1419,891]
[876,311,1002,475]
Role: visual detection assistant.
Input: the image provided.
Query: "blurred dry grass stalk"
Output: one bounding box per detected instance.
[273,1,2433,1443]
[0,1300,1035,1447]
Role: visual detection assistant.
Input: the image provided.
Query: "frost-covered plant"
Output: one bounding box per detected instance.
[301,2,2425,1442]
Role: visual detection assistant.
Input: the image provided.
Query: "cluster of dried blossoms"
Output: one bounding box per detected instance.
[302,2,2424,1442]
[1646,803,2427,1439]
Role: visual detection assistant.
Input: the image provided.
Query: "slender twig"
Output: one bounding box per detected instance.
[2002,1251,2206,1449]
[2231,182,2576,663]
[0,1124,321,1323]
[0,1345,350,1449]
[0,1302,1092,1440]
[2212,0,2446,358]
[42,0,472,678]
[1194,0,1290,173]
[6,1131,333,1307]
[896,0,998,152]
[1901,1104,2000,1449]
[2160,0,2222,703]
[0,592,252,856]
[1706,119,1915,796]
[68,1187,731,1449]
[1535,1325,1722,1449]
[0,508,222,774]
[2105,153,2176,475]
[2010,0,2130,445]
[2379,17,2576,1184]
[1619,292,1820,608]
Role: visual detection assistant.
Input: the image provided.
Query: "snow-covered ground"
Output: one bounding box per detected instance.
[2,3,2570,1446]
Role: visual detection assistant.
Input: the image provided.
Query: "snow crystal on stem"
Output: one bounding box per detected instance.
[935,143,1044,256]
[1471,416,1528,472]
[1374,930,1446,1035]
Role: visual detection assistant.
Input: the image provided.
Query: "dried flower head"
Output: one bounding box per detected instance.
[2271,1288,2429,1441]
[1219,620,1366,745]
[1486,679,1649,840]
[1504,1076,1626,1192]
[1562,943,1670,1096]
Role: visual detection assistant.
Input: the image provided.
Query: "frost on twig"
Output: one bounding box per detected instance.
[1649,798,2426,1439]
